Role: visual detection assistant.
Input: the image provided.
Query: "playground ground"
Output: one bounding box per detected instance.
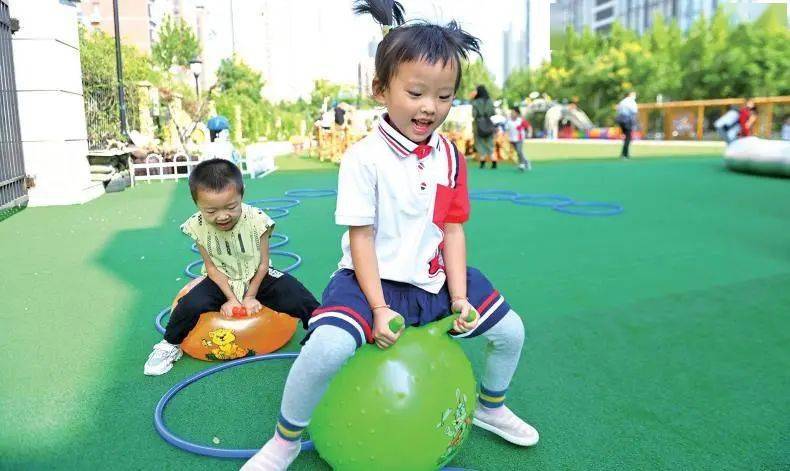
[2,142,788,470]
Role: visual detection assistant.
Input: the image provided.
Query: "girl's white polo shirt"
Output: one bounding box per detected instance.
[334,116,469,294]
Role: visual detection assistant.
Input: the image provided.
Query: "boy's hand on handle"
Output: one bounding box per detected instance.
[220,299,243,318]
[451,299,479,333]
[241,297,263,315]
[372,307,404,350]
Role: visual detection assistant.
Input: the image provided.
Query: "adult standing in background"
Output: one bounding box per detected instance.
[615,91,638,159]
[473,85,497,169]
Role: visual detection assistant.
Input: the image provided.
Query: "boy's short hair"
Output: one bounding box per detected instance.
[354,0,481,95]
[188,159,244,202]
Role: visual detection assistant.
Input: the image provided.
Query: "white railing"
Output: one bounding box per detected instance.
[130,151,279,186]
[129,153,202,186]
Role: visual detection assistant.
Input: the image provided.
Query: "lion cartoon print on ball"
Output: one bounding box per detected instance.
[201,328,249,360]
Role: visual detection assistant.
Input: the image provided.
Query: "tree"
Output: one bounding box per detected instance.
[79,26,157,85]
[216,57,265,102]
[496,7,788,127]
[503,67,537,104]
[639,14,683,101]
[458,59,500,101]
[79,26,160,145]
[151,16,201,70]
[309,79,343,110]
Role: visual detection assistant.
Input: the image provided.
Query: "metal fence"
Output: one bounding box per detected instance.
[0,0,27,217]
[83,82,140,150]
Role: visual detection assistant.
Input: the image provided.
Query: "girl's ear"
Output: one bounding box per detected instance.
[372,79,387,105]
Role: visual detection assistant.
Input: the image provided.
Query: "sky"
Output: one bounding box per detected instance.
[199,0,526,101]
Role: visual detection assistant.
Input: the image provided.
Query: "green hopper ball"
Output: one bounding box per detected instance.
[310,309,479,470]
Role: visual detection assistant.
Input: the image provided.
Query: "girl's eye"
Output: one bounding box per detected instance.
[439,95,451,100]
[408,91,422,97]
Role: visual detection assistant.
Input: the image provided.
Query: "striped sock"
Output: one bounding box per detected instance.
[478,385,507,409]
[274,414,306,442]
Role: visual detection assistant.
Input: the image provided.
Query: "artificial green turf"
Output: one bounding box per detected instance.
[1,156,788,470]
[275,153,339,172]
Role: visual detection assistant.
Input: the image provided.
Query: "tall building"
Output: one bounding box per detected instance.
[502,0,550,80]
[77,0,179,53]
[503,28,513,79]
[526,0,553,68]
[550,0,776,35]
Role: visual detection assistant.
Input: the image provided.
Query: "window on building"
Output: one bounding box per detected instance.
[595,0,611,6]
[596,7,614,21]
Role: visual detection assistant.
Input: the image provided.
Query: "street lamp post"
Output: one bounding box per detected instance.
[189,59,203,98]
[112,0,128,136]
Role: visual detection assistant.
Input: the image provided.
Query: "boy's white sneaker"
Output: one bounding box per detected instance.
[143,340,182,376]
[241,436,301,471]
[473,405,539,447]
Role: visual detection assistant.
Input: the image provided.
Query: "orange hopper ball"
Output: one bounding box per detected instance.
[170,276,298,361]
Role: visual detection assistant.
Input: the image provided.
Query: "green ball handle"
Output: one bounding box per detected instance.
[388,308,478,334]
[388,315,405,333]
[453,306,479,323]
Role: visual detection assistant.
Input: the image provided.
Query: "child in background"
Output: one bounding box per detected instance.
[506,108,531,171]
[242,2,538,470]
[143,159,319,376]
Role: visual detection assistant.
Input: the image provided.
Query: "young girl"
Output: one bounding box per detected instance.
[242,2,538,469]
[144,159,318,375]
[506,108,532,171]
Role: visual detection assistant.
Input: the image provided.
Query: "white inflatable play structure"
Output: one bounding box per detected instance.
[544,104,594,138]
[724,137,790,177]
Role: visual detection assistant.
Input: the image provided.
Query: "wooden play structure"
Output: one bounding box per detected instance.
[638,96,790,140]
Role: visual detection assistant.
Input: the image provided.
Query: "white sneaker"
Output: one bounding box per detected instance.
[473,405,539,447]
[241,436,301,471]
[518,164,526,172]
[143,340,182,376]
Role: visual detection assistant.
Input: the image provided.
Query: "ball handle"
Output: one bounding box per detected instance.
[456,306,479,323]
[388,315,405,333]
[389,308,478,335]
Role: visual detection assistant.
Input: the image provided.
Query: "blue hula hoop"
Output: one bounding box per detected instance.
[270,250,302,272]
[269,232,289,249]
[512,194,575,207]
[155,306,170,335]
[247,198,301,210]
[283,189,337,198]
[184,259,203,279]
[552,201,624,217]
[152,348,475,468]
[469,190,518,201]
[153,352,315,458]
[261,207,289,219]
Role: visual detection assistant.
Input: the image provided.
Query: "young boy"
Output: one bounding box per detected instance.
[506,108,532,171]
[144,159,318,375]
